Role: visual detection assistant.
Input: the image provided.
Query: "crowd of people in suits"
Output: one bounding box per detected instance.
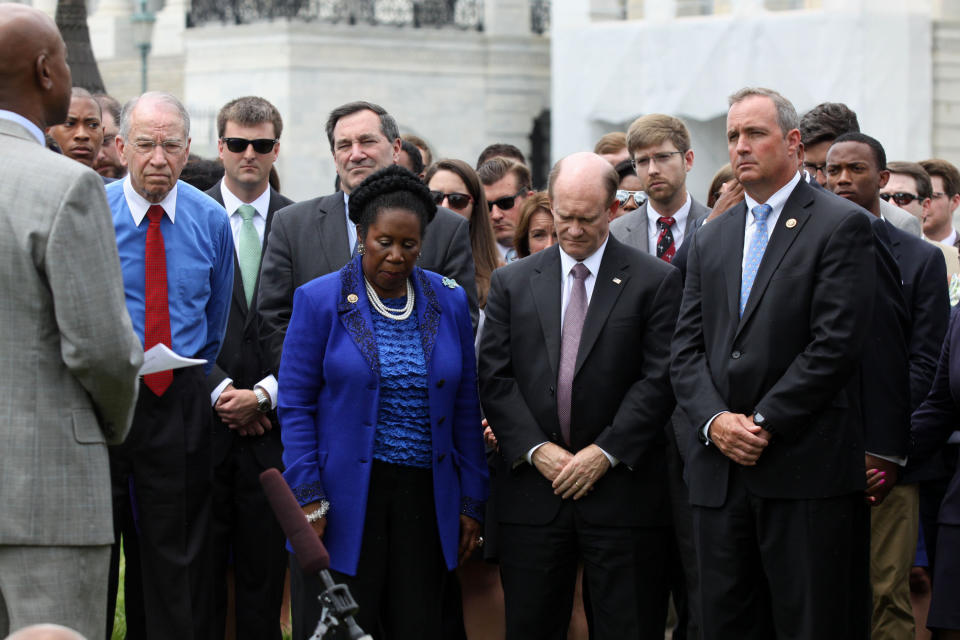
[3,4,960,640]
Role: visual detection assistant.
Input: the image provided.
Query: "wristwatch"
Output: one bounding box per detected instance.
[753,412,768,430]
[254,387,270,413]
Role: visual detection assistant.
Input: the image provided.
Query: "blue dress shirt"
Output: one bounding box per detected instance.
[107,178,234,374]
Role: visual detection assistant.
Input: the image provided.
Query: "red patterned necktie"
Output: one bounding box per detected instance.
[656,216,676,263]
[144,204,172,396]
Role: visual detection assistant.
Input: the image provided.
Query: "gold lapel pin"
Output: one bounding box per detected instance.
[785,218,797,229]
[347,293,359,304]
[612,277,622,285]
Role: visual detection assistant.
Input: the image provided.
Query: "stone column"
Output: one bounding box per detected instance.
[152,0,188,56]
[87,0,136,59]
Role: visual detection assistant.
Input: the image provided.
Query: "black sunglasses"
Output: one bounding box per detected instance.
[221,137,278,154]
[430,190,473,210]
[488,188,528,212]
[880,192,920,206]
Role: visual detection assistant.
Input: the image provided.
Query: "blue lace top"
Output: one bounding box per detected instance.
[371,296,432,468]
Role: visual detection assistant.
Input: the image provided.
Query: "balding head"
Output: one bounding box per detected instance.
[5,624,87,640]
[0,4,71,129]
[547,152,619,261]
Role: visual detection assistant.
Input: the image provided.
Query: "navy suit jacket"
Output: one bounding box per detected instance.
[912,307,960,525]
[279,257,488,574]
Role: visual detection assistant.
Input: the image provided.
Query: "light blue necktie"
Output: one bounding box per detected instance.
[739,204,772,317]
[236,204,260,307]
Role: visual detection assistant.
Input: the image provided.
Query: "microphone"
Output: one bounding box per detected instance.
[260,468,371,639]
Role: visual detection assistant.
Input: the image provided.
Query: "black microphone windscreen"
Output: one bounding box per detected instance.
[259,468,331,574]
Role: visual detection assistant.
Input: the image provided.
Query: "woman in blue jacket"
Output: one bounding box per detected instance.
[279,165,488,639]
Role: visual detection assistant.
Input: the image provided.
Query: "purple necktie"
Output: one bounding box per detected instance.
[557,263,590,446]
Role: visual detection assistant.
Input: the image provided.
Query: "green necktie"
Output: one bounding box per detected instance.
[236,204,260,307]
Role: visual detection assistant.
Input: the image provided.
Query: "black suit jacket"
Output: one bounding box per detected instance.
[873,219,951,482]
[478,236,681,527]
[205,181,294,466]
[257,191,477,372]
[671,178,876,507]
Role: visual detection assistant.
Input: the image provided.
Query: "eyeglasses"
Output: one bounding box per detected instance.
[632,151,683,170]
[803,161,826,175]
[131,139,186,156]
[430,190,473,210]
[221,137,278,154]
[615,189,646,206]
[880,192,921,206]
[488,188,528,212]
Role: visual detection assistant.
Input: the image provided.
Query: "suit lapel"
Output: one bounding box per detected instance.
[574,238,629,377]
[632,204,651,254]
[319,193,352,273]
[736,184,813,333]
[337,257,380,376]
[205,182,251,317]
[531,248,563,381]
[412,269,441,369]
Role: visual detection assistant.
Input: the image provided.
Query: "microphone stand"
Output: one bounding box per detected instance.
[309,570,371,640]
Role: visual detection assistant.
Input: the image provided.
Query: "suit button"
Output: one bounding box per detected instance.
[437,379,445,388]
[438,416,445,425]
[359,457,368,463]
[368,383,376,390]
[731,350,741,359]
[551,432,560,441]
[438,453,446,462]
[549,386,556,396]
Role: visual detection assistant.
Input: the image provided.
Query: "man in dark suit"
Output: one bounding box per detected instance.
[825,132,950,640]
[258,100,476,374]
[203,96,293,640]
[608,113,707,639]
[671,87,876,639]
[479,152,681,639]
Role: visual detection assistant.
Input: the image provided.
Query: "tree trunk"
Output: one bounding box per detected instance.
[56,0,106,94]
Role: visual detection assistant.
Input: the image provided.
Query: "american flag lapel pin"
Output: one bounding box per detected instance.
[612,277,622,285]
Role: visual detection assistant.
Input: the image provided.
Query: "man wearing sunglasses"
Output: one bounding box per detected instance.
[203,96,293,640]
[478,157,533,263]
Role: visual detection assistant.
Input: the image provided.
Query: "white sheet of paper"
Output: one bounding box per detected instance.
[139,343,207,376]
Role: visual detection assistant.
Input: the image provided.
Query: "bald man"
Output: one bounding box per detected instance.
[0,5,142,639]
[479,152,681,638]
[4,625,86,640]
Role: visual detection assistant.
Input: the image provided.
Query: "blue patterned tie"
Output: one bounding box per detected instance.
[739,204,772,317]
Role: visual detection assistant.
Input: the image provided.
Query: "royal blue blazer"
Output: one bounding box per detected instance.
[279,256,488,575]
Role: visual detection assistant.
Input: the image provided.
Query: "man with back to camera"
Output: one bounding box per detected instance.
[106,91,234,639]
[0,5,142,638]
[672,87,876,639]
[204,96,294,640]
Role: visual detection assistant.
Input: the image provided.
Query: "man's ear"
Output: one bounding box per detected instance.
[878,170,890,189]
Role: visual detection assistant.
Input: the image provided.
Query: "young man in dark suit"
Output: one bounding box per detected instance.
[479,152,681,639]
[672,87,876,639]
[205,96,294,640]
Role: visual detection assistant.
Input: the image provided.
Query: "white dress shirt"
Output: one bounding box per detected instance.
[209,183,278,409]
[646,193,691,255]
[343,192,358,255]
[0,109,45,145]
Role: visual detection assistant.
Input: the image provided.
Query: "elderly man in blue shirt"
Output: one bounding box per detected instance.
[105,91,234,639]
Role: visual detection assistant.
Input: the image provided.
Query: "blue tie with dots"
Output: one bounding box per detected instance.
[740,204,772,317]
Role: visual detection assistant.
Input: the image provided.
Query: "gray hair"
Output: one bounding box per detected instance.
[119,91,191,141]
[728,87,799,137]
[324,101,398,151]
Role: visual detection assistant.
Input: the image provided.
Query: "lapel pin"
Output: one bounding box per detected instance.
[347,293,358,304]
[785,218,797,229]
[612,277,622,285]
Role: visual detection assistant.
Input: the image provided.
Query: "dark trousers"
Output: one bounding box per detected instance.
[290,461,447,640]
[106,490,146,639]
[498,501,669,640]
[107,367,214,640]
[663,419,700,640]
[693,467,870,640]
[212,438,287,640]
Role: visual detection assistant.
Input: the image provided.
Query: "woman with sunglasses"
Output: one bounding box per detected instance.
[425,159,502,309]
[614,158,646,216]
[279,165,488,639]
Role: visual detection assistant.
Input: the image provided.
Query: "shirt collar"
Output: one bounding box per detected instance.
[559,233,609,278]
[647,191,692,224]
[123,175,178,226]
[221,181,270,219]
[744,171,802,219]
[0,109,45,145]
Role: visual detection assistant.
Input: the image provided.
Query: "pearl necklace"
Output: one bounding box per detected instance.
[364,277,415,321]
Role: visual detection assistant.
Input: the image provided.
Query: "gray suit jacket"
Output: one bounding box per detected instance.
[258,191,477,371]
[0,118,142,546]
[609,196,710,254]
[880,198,922,237]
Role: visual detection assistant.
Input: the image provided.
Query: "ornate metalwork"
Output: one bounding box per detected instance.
[530,0,550,35]
[188,0,492,31]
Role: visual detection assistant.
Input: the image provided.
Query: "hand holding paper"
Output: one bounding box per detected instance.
[139,343,206,376]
